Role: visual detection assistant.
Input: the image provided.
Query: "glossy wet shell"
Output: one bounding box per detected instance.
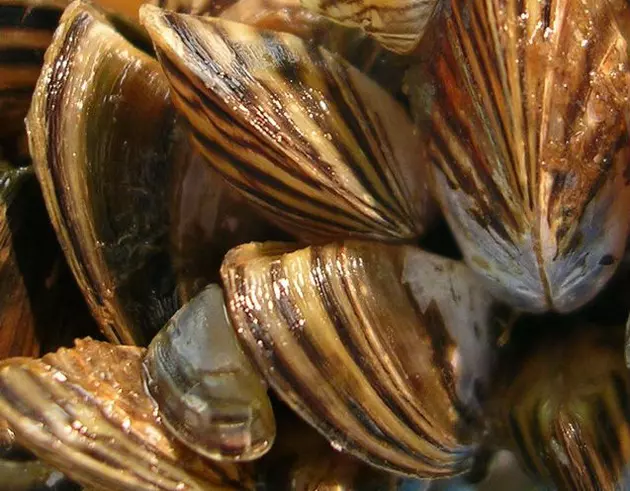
[408,0,630,313]
[140,6,435,242]
[27,1,181,345]
[144,284,276,463]
[220,240,503,478]
[0,338,255,491]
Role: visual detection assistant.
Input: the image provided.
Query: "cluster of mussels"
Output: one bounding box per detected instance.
[1,0,630,490]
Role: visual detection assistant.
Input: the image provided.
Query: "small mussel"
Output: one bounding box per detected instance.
[491,321,630,490]
[408,0,630,313]
[144,284,276,462]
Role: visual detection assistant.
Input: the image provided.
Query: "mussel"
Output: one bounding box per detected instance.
[144,284,276,462]
[408,0,630,313]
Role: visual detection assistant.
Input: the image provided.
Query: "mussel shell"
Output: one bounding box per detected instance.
[492,322,630,490]
[0,165,46,359]
[178,0,411,96]
[0,0,66,162]
[141,7,435,243]
[220,241,506,478]
[27,1,181,345]
[258,410,424,490]
[144,284,276,462]
[0,160,100,463]
[408,0,630,313]
[0,338,255,490]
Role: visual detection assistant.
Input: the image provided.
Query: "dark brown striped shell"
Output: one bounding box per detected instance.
[220,240,505,479]
[27,1,181,345]
[140,6,436,243]
[408,0,630,313]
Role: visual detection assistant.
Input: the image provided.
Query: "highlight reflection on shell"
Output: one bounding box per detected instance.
[0,338,254,491]
[140,6,435,242]
[27,1,181,345]
[144,284,276,463]
[221,240,504,478]
[409,0,630,313]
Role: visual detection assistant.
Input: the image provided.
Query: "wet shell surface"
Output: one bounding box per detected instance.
[144,284,276,462]
[0,338,255,491]
[141,6,435,243]
[299,0,440,54]
[408,0,630,313]
[0,165,49,360]
[220,240,504,478]
[27,1,181,345]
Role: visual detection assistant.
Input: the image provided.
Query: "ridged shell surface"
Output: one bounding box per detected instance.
[221,241,504,478]
[0,1,66,134]
[141,7,435,243]
[408,0,630,313]
[0,338,254,491]
[27,1,180,345]
[494,324,630,491]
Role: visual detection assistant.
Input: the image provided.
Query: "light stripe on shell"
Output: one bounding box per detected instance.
[141,6,435,243]
[408,0,630,313]
[220,240,504,478]
[0,338,255,490]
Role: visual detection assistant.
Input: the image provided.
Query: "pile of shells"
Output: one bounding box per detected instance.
[1,0,630,490]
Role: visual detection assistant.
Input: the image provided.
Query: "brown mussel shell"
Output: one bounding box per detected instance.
[220,240,506,478]
[0,338,255,490]
[141,7,435,243]
[0,0,67,161]
[491,322,630,491]
[408,0,630,313]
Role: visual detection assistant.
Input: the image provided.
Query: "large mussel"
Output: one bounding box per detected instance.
[408,0,630,313]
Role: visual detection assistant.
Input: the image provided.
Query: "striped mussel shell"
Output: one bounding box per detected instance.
[27,0,182,345]
[0,164,49,361]
[220,240,508,478]
[144,284,276,462]
[0,160,101,451]
[491,322,630,491]
[408,0,630,313]
[140,6,435,243]
[0,338,255,490]
[0,0,67,160]
[154,0,412,96]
